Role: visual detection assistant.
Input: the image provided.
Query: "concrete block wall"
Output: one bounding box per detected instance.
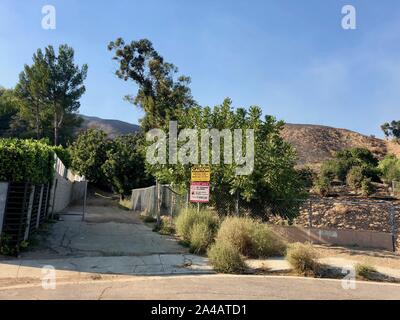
[271,225,394,251]
[48,156,86,214]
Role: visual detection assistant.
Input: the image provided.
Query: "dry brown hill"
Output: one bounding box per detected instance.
[281,123,390,167]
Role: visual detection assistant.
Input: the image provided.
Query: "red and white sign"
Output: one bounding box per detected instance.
[190,182,210,203]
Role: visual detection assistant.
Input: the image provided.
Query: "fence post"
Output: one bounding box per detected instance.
[170,192,174,218]
[308,199,313,228]
[308,199,313,244]
[24,185,35,241]
[390,205,396,252]
[82,180,88,221]
[235,191,239,216]
[36,185,44,229]
[156,181,161,227]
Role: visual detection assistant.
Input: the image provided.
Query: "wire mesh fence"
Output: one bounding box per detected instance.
[393,181,400,198]
[127,184,400,250]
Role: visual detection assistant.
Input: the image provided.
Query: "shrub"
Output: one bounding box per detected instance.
[346,166,365,190]
[157,216,175,235]
[189,222,215,254]
[53,145,72,168]
[314,176,331,196]
[361,178,374,196]
[207,241,247,273]
[286,242,320,276]
[378,154,400,183]
[216,216,286,258]
[355,263,378,280]
[0,138,54,184]
[296,167,316,189]
[175,208,219,242]
[251,224,287,257]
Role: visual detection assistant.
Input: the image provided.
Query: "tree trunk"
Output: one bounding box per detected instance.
[54,111,58,146]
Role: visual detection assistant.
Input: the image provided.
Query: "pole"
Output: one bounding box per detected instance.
[156,181,161,227]
[82,180,88,221]
[390,205,396,252]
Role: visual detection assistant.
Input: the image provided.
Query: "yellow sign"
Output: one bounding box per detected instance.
[191,166,211,182]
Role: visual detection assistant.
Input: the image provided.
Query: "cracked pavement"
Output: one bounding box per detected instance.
[0,205,212,288]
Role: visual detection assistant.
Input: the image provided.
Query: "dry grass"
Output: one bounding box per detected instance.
[286,242,320,276]
[207,241,247,274]
[355,263,379,280]
[216,216,286,258]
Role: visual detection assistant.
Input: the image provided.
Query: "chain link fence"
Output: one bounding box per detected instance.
[125,184,400,251]
[392,181,400,198]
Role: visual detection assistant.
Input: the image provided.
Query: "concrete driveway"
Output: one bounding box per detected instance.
[22,205,187,258]
[0,204,211,281]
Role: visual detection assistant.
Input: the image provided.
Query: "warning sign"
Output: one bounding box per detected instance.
[191,166,211,182]
[190,182,210,203]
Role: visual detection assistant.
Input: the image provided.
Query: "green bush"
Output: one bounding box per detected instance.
[361,178,374,196]
[296,167,316,189]
[207,241,247,273]
[314,176,331,196]
[346,166,365,190]
[378,154,400,183]
[0,138,54,184]
[52,145,72,168]
[318,148,380,187]
[286,242,320,276]
[175,208,219,242]
[215,216,286,258]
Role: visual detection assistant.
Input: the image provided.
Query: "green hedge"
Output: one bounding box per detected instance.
[0,139,56,184]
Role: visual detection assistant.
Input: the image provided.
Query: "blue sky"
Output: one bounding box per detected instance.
[0,0,399,136]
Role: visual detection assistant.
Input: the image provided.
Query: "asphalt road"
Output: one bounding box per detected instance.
[1,274,400,300]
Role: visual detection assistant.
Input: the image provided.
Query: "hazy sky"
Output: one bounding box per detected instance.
[1,0,399,136]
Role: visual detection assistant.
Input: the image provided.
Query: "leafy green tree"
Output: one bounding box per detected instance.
[43,45,88,145]
[108,38,195,130]
[102,134,153,196]
[381,121,400,140]
[0,87,21,137]
[15,49,52,140]
[70,129,111,185]
[146,98,306,220]
[378,154,400,183]
[14,45,87,145]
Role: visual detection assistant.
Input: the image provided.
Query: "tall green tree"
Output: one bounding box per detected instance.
[108,38,195,130]
[15,49,51,139]
[102,133,153,196]
[14,45,87,145]
[70,129,111,185]
[44,45,88,145]
[0,87,21,137]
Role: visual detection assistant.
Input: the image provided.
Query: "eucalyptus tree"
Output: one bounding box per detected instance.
[108,38,195,130]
